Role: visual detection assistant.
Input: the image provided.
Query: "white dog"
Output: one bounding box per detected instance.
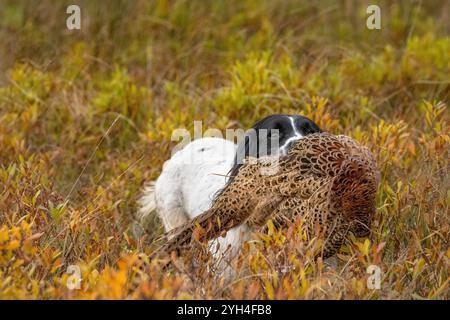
[138,115,322,275]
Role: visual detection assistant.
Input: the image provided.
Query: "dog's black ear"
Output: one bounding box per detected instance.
[296,116,322,135]
[304,121,322,134]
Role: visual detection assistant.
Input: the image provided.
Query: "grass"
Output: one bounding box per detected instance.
[0,0,448,299]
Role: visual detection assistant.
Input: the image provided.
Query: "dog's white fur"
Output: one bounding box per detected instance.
[138,115,321,275]
[138,137,249,273]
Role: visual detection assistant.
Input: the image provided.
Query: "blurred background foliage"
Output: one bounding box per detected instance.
[0,0,448,299]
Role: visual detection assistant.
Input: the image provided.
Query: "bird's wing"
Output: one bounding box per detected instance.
[257,133,348,198]
[159,162,266,255]
[156,133,379,258]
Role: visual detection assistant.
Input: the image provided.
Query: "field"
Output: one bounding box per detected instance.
[0,0,448,299]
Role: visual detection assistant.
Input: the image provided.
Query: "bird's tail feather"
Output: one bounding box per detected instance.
[159,208,218,254]
[158,202,240,256]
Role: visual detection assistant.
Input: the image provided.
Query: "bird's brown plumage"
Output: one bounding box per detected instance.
[158,132,379,259]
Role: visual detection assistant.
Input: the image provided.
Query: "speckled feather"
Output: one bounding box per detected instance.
[158,132,380,259]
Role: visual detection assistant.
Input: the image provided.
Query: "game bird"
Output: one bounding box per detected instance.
[158,132,379,259]
[140,114,321,271]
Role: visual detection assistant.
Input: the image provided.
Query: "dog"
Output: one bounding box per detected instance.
[138,114,321,275]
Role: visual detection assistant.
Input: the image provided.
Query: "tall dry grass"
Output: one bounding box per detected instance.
[0,0,448,299]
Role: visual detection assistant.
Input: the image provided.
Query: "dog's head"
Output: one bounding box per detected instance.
[230,114,322,179]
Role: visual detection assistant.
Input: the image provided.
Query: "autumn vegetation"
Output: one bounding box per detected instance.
[0,0,448,299]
